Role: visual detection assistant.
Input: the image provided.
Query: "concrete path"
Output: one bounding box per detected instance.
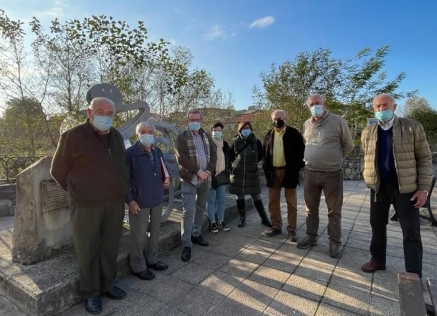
[2,180,437,315]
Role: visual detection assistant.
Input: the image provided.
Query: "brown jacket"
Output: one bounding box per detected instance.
[361,116,432,193]
[50,120,129,207]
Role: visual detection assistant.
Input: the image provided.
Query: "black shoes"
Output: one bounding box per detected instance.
[238,216,246,227]
[85,295,102,314]
[261,217,272,227]
[132,269,155,280]
[147,261,168,271]
[191,235,209,246]
[181,246,191,262]
[103,285,127,300]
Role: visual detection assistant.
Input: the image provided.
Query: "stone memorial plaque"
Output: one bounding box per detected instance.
[41,180,69,213]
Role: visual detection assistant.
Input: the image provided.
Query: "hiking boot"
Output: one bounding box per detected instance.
[210,222,218,233]
[217,221,230,231]
[296,236,317,249]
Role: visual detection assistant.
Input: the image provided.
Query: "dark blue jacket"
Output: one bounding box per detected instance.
[125,141,165,208]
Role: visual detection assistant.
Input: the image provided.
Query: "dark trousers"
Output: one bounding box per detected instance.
[369,183,423,277]
[303,169,343,243]
[71,201,125,299]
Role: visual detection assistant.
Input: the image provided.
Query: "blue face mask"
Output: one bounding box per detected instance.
[188,122,201,131]
[92,115,113,131]
[212,131,222,139]
[139,134,154,146]
[310,104,324,117]
[375,110,394,122]
[241,129,251,137]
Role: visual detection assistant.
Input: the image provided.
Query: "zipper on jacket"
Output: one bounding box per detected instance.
[392,127,401,192]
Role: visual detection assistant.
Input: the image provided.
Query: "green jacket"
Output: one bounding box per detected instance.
[361,116,432,193]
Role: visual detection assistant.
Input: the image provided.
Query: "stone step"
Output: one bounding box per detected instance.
[0,195,253,316]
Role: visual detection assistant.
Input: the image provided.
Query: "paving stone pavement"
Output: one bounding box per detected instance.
[2,180,437,315]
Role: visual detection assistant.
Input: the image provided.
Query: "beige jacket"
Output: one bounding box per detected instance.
[361,115,432,193]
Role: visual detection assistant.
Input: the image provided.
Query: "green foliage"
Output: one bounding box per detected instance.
[253,46,417,140]
[404,98,437,144]
[0,97,62,156]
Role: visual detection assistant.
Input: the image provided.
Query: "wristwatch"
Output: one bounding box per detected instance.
[423,190,429,196]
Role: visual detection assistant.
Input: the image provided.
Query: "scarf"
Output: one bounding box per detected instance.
[212,138,225,174]
[185,129,211,169]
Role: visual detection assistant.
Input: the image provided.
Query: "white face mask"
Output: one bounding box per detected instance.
[139,134,154,146]
[310,104,324,117]
[212,131,222,139]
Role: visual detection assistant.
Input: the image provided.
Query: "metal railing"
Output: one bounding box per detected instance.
[0,156,44,184]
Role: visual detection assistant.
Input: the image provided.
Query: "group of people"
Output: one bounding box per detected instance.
[50,93,433,314]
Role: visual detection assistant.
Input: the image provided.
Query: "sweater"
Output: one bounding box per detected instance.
[377,127,397,184]
[303,111,354,172]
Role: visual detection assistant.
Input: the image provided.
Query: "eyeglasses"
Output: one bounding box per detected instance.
[188,119,201,122]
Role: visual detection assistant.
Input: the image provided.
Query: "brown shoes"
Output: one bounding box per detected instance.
[264,228,282,237]
[361,260,386,273]
[288,230,298,242]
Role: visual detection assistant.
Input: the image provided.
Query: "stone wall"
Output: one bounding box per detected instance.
[0,184,16,216]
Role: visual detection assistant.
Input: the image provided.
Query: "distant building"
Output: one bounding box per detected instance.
[236,109,265,123]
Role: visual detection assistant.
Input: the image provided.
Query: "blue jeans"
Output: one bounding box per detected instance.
[236,194,261,201]
[181,181,209,247]
[207,185,227,223]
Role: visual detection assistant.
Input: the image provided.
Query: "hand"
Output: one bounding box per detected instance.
[163,177,170,189]
[128,201,140,215]
[197,170,209,181]
[410,190,428,208]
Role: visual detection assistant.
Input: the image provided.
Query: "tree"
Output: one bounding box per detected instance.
[253,46,417,140]
[0,11,236,156]
[1,97,61,156]
[404,97,437,144]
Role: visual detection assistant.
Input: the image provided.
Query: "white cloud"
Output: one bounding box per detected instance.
[206,24,236,41]
[249,16,275,29]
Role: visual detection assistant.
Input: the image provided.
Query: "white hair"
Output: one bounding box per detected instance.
[307,94,325,105]
[135,121,156,134]
[271,109,286,119]
[89,97,115,111]
[373,94,396,104]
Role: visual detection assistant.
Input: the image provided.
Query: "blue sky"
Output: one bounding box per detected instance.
[2,0,436,110]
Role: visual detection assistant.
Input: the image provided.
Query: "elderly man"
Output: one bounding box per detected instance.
[51,97,128,314]
[297,94,354,258]
[126,121,170,281]
[175,110,217,262]
[262,110,305,241]
[361,94,432,277]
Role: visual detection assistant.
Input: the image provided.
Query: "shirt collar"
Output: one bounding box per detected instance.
[378,116,395,131]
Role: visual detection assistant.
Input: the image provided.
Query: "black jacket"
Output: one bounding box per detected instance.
[228,133,263,195]
[50,120,129,207]
[262,126,305,188]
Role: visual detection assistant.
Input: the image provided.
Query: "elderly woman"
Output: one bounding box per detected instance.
[228,121,271,228]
